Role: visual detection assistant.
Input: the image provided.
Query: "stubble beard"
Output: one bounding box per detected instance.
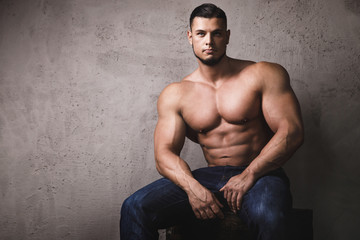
[192,45,226,66]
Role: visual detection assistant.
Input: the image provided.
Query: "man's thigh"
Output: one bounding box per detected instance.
[129,177,195,228]
[238,168,292,227]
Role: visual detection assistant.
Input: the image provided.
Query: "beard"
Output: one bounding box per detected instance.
[192,45,226,66]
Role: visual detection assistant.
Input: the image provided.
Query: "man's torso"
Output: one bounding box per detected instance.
[178,60,272,166]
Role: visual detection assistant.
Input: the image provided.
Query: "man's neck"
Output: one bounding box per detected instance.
[197,56,232,87]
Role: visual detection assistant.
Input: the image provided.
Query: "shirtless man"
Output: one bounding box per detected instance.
[120,3,304,240]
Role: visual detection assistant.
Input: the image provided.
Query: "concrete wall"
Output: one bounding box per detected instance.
[0,0,359,239]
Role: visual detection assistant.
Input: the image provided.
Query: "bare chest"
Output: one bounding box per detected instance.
[180,81,261,132]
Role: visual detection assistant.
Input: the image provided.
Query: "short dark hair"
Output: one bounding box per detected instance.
[189,3,227,30]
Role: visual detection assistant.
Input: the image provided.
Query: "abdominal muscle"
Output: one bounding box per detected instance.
[196,118,271,167]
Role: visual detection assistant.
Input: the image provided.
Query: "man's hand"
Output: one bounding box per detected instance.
[187,183,224,220]
[219,169,256,213]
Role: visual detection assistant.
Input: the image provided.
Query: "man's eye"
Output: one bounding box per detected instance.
[197,33,205,36]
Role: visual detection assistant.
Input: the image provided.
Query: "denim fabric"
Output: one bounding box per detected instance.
[120,166,292,240]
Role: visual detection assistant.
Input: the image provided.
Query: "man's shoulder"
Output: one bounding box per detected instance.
[158,82,182,100]
[255,61,287,73]
[159,80,192,95]
[157,80,191,108]
[156,82,182,114]
[254,61,288,78]
[228,59,283,79]
[241,61,290,87]
[240,60,285,74]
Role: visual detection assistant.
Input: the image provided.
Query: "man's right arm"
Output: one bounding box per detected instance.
[154,83,223,220]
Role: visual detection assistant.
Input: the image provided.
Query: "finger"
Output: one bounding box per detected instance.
[194,209,201,219]
[227,191,234,210]
[220,183,229,192]
[211,204,224,219]
[224,189,230,202]
[225,190,231,208]
[205,208,216,219]
[199,210,208,220]
[231,192,238,213]
[236,194,243,211]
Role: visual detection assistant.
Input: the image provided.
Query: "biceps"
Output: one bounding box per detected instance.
[154,114,186,155]
[262,90,302,133]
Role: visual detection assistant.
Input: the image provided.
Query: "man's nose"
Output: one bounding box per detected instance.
[205,33,214,45]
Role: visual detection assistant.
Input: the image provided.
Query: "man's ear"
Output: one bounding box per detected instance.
[187,30,193,45]
[226,29,231,45]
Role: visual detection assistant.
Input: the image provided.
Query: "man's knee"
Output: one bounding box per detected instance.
[257,207,286,227]
[247,175,292,226]
[121,195,133,213]
[120,193,160,240]
[121,193,148,217]
[244,199,289,231]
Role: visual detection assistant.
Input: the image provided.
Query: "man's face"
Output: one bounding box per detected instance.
[188,17,230,66]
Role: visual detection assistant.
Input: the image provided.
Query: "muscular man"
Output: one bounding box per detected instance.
[120,3,304,240]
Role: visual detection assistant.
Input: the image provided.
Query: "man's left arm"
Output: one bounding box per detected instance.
[220,62,304,212]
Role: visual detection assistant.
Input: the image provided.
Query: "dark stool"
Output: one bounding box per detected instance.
[166,208,313,240]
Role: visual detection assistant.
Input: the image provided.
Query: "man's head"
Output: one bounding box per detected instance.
[189,3,227,31]
[188,4,230,66]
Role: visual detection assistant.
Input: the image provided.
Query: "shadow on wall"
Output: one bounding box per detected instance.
[344,0,360,16]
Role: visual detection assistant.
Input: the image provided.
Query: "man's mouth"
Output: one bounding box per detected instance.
[203,49,215,54]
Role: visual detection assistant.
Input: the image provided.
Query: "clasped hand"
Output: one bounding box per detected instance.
[187,185,224,220]
[220,171,255,213]
[188,171,255,219]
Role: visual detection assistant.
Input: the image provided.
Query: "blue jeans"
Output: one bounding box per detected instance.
[120,166,292,240]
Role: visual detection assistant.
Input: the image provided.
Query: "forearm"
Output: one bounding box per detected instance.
[247,125,304,179]
[155,150,204,195]
[156,150,224,219]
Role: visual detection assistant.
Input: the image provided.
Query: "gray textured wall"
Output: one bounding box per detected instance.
[1,0,359,239]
